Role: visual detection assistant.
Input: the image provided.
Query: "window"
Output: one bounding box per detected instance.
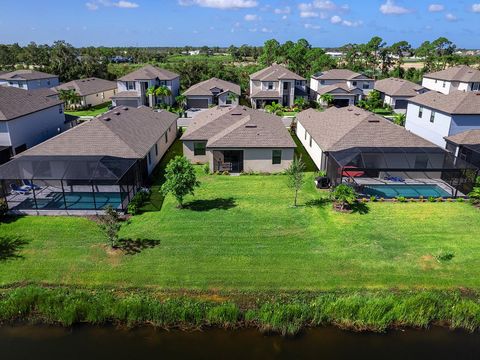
[296,80,302,86]
[272,150,282,165]
[363,83,370,89]
[283,82,289,90]
[443,81,446,88]
[47,80,50,86]
[352,81,357,86]
[309,135,312,147]
[194,142,206,156]
[155,144,158,156]
[305,129,307,140]
[267,82,274,90]
[165,132,168,143]
[320,80,325,85]
[148,152,152,165]
[430,111,435,123]
[226,96,232,105]
[96,93,99,97]
[59,105,63,114]
[472,83,480,91]
[418,106,423,118]
[126,81,136,90]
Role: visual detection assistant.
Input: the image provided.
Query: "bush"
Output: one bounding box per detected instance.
[428,196,436,202]
[396,196,407,203]
[127,189,151,215]
[203,163,210,175]
[0,198,7,219]
[370,196,377,202]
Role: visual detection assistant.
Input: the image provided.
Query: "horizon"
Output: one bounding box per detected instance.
[1,0,480,48]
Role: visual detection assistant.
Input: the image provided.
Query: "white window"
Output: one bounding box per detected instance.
[363,83,370,89]
[296,80,303,86]
[268,82,274,90]
[127,82,136,90]
[352,81,357,87]
[430,111,435,123]
[418,106,423,118]
[443,81,446,88]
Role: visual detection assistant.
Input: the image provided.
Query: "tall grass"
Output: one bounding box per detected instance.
[1,287,480,335]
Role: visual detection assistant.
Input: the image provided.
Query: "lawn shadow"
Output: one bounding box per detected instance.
[185,197,237,212]
[117,238,161,255]
[351,202,370,215]
[304,198,331,208]
[0,237,29,261]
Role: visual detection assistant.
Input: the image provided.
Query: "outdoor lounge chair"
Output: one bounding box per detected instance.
[10,183,31,195]
[22,179,41,190]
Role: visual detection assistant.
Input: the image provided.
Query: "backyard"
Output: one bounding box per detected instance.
[1,153,480,290]
[65,102,111,117]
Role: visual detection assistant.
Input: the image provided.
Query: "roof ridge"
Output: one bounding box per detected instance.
[207,115,251,146]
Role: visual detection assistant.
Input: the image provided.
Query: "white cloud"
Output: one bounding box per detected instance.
[86,2,99,10]
[282,15,288,20]
[304,23,321,29]
[244,14,259,21]
[261,27,272,33]
[428,4,444,12]
[445,13,457,21]
[85,0,139,10]
[330,15,342,23]
[115,1,139,8]
[300,11,319,18]
[249,28,257,32]
[274,6,290,14]
[330,15,362,27]
[379,0,412,15]
[167,26,174,30]
[178,0,258,9]
[472,4,480,12]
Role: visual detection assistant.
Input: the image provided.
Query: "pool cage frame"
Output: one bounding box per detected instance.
[325,147,479,198]
[0,155,145,212]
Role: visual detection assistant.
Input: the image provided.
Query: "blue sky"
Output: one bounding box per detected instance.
[1,0,480,48]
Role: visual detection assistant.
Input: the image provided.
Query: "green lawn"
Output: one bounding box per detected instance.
[65,102,111,117]
[1,165,480,290]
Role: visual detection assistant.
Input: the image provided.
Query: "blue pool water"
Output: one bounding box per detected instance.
[362,184,452,199]
[15,192,122,210]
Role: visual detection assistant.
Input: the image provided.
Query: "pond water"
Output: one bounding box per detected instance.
[1,325,479,360]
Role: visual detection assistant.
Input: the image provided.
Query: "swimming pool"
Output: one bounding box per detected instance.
[14,192,122,210]
[362,184,452,199]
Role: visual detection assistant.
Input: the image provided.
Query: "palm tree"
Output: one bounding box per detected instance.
[155,85,172,106]
[319,94,334,108]
[265,102,284,116]
[393,113,406,127]
[58,89,81,110]
[227,92,239,105]
[294,97,307,110]
[146,86,157,107]
[175,95,187,111]
[468,186,480,205]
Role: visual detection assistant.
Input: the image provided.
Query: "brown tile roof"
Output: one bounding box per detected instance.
[119,65,179,81]
[0,86,63,121]
[424,65,480,82]
[0,69,58,81]
[183,78,240,97]
[250,64,305,81]
[408,90,480,115]
[55,77,117,96]
[312,69,372,81]
[21,106,178,158]
[181,105,296,148]
[315,83,362,95]
[111,91,141,98]
[445,130,480,145]
[374,77,426,97]
[296,106,437,152]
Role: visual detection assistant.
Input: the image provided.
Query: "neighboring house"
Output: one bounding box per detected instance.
[0,70,59,90]
[405,91,480,148]
[249,64,308,109]
[0,86,66,162]
[445,130,480,168]
[183,78,241,109]
[374,77,428,112]
[112,65,180,108]
[422,65,480,95]
[310,69,374,107]
[55,77,117,108]
[181,105,296,173]
[0,106,178,214]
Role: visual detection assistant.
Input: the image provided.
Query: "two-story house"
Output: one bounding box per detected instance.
[249,64,308,109]
[374,77,428,112]
[405,90,480,148]
[422,65,480,95]
[0,70,59,90]
[0,86,66,163]
[111,65,180,108]
[310,69,374,107]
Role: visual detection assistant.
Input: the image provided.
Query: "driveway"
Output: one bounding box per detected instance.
[178,108,210,127]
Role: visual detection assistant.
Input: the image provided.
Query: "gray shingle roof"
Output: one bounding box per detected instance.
[183,78,240,97]
[312,69,372,81]
[111,91,141,98]
[374,77,426,97]
[55,77,117,96]
[250,64,305,81]
[315,83,362,95]
[424,65,480,82]
[119,65,179,81]
[445,130,480,145]
[0,86,63,121]
[181,105,296,149]
[297,106,437,152]
[0,69,58,81]
[249,90,281,98]
[408,90,480,115]
[21,106,178,158]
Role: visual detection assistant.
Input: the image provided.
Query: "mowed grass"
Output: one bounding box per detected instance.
[65,102,111,117]
[1,170,480,291]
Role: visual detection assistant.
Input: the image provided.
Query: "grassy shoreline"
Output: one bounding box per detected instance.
[1,286,480,335]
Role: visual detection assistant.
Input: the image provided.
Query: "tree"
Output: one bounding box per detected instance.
[259,39,281,66]
[393,113,406,126]
[48,40,81,82]
[175,94,187,111]
[99,205,121,248]
[359,90,383,110]
[155,85,172,105]
[58,89,81,109]
[390,40,411,75]
[294,97,307,110]
[161,156,200,208]
[286,156,306,207]
[320,93,334,107]
[265,102,284,116]
[227,92,239,104]
[331,184,357,211]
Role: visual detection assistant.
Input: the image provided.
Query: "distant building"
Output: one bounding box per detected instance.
[0,70,59,90]
[183,78,241,108]
[374,77,428,112]
[422,65,480,95]
[55,77,118,108]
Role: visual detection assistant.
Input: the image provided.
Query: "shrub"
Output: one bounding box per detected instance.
[436,197,444,202]
[127,189,151,215]
[0,198,7,219]
[203,163,210,175]
[99,206,121,248]
[331,184,357,211]
[436,252,455,262]
[370,196,377,202]
[457,197,465,203]
[396,196,407,203]
[428,196,436,202]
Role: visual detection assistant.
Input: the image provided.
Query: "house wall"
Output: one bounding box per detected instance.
[117,77,180,106]
[2,77,59,90]
[218,92,239,106]
[243,148,294,172]
[405,103,452,147]
[145,120,177,174]
[82,88,117,107]
[182,140,208,164]
[1,104,66,154]
[422,77,452,94]
[296,121,324,170]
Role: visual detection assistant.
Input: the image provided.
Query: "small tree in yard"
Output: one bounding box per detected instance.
[469,177,480,205]
[286,156,305,207]
[331,184,357,211]
[161,156,200,208]
[319,93,334,107]
[100,205,121,248]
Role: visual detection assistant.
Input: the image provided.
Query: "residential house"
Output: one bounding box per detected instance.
[374,77,428,112]
[405,91,480,148]
[181,105,296,173]
[0,70,59,90]
[183,77,241,109]
[0,106,178,214]
[55,77,117,108]
[310,69,374,107]
[249,64,308,109]
[112,65,180,108]
[422,65,480,95]
[0,86,66,162]
[445,130,480,168]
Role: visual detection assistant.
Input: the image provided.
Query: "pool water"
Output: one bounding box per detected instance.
[15,192,122,210]
[362,184,452,199]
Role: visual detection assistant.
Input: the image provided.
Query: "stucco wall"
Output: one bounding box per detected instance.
[405,103,452,147]
[182,140,208,164]
[146,120,177,174]
[218,92,239,106]
[422,77,452,94]
[82,88,117,107]
[243,148,294,172]
[296,121,324,170]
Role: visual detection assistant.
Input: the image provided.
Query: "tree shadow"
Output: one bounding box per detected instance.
[351,202,370,215]
[0,237,29,261]
[304,198,331,208]
[117,238,161,255]
[184,198,237,212]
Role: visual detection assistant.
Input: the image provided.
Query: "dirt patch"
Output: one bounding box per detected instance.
[419,255,440,271]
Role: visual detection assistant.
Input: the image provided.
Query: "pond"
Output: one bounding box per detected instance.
[1,325,479,360]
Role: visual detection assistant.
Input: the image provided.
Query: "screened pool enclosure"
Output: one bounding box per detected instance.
[326,147,479,198]
[0,155,144,213]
